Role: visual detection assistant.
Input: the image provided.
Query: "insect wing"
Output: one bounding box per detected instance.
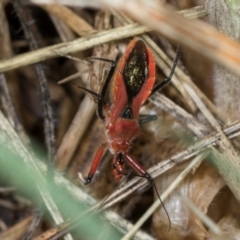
[109,39,155,123]
[108,40,138,123]
[131,46,155,119]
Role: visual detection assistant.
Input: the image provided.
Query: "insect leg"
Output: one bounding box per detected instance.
[123,153,171,229]
[98,60,116,115]
[151,45,181,95]
[79,143,106,185]
[86,57,117,101]
[73,83,105,120]
[123,153,151,179]
[87,57,116,64]
[139,114,158,125]
[74,59,117,120]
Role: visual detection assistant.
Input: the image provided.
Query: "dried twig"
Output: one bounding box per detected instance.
[12,1,57,238]
[0,1,28,143]
[12,0,56,164]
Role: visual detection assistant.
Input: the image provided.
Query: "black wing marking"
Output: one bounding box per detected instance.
[123,40,149,101]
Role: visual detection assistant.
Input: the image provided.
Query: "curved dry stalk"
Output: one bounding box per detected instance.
[13,0,56,165]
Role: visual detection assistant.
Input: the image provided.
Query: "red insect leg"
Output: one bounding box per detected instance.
[82,143,106,184]
[123,153,150,178]
[123,153,171,228]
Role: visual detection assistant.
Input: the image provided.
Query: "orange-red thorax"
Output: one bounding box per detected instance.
[105,109,141,154]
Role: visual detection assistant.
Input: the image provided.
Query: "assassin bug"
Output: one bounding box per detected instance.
[78,39,180,190]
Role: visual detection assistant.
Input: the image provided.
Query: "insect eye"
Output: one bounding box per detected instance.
[118,153,125,164]
[119,158,124,165]
[121,107,133,119]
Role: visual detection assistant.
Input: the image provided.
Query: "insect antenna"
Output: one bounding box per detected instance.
[151,44,181,95]
[87,57,116,64]
[149,176,171,231]
[73,83,102,100]
[123,171,171,231]
[73,83,105,120]
[73,58,117,120]
[139,114,158,125]
[87,57,117,113]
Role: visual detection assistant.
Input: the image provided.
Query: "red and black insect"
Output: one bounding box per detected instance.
[78,39,180,187]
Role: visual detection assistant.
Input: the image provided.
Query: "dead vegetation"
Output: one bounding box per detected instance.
[0,0,240,240]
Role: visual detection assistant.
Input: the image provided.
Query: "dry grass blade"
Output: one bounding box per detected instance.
[99,0,240,78]
[185,84,240,202]
[150,93,207,137]
[40,4,94,36]
[0,5,206,74]
[178,5,206,19]
[0,215,34,240]
[0,1,28,143]
[13,0,56,166]
[0,24,149,73]
[57,70,88,84]
[31,0,101,8]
